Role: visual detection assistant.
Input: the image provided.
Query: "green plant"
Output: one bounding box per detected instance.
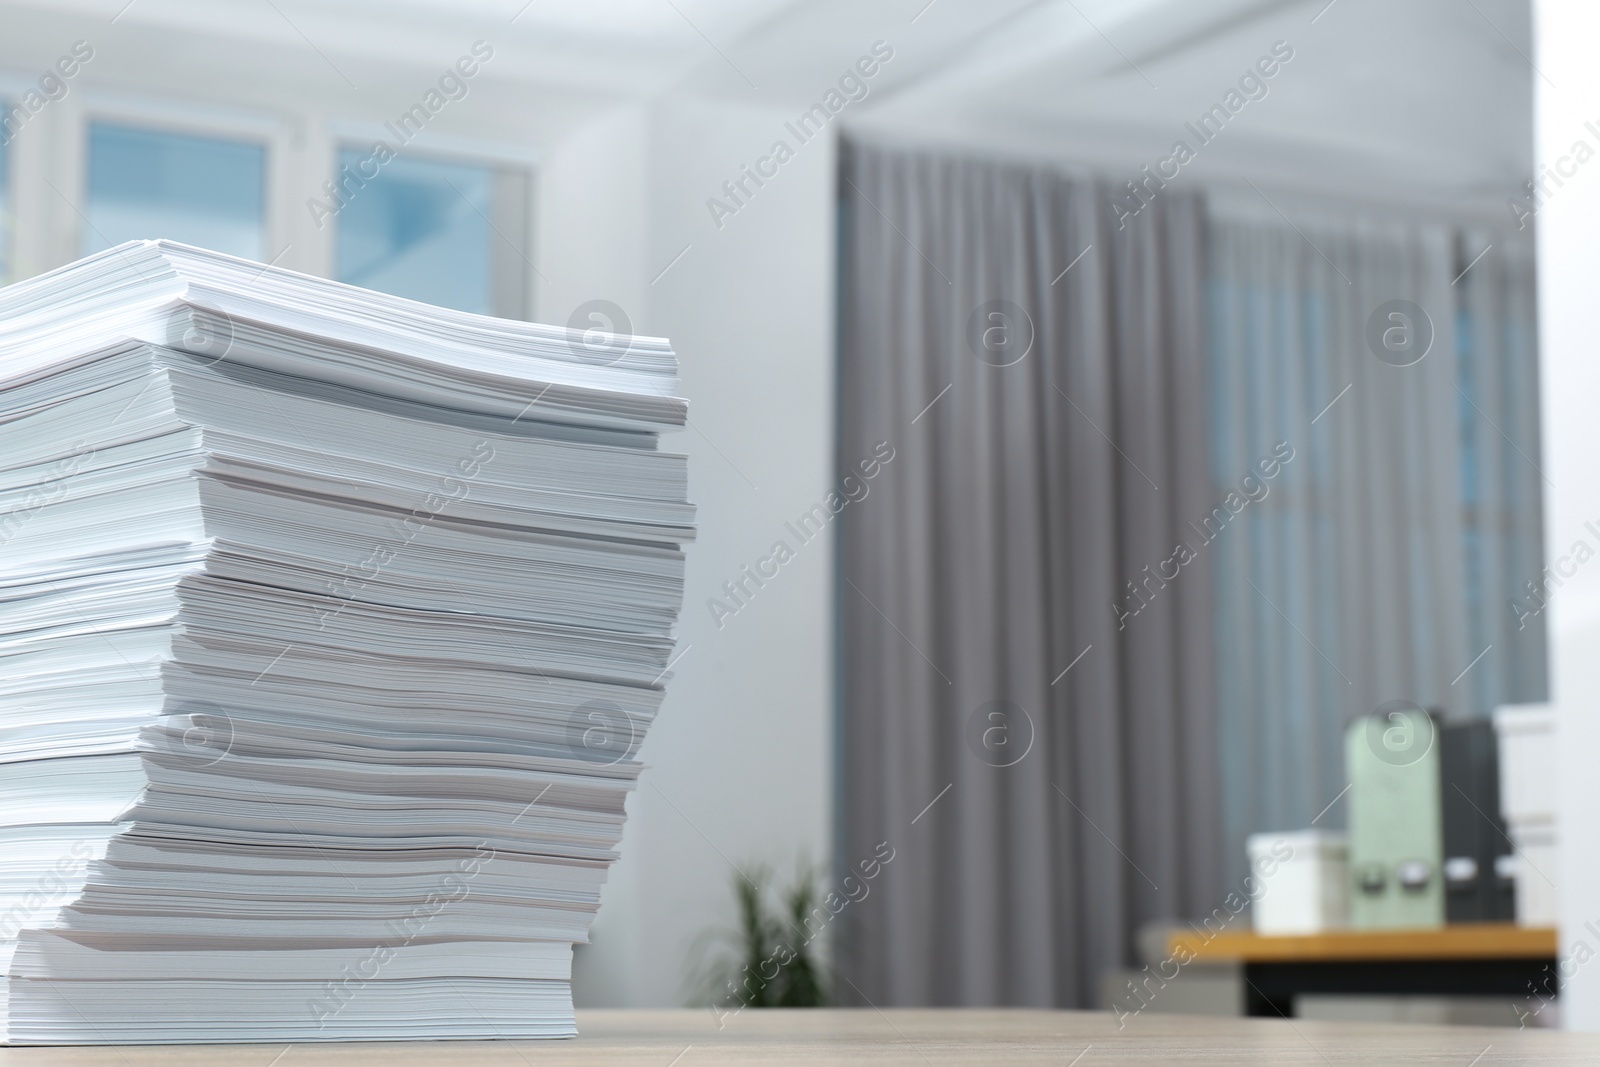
[695,863,829,1008]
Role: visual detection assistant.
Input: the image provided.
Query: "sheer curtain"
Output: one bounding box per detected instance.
[1453,229,1546,707]
[835,141,1222,1008]
[1205,202,1546,868]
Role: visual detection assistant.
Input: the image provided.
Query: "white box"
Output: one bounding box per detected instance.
[1248,830,1350,935]
[1508,822,1561,927]
[1495,704,1558,824]
[1493,706,1558,927]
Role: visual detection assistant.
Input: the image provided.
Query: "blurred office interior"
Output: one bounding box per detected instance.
[4,0,1598,1030]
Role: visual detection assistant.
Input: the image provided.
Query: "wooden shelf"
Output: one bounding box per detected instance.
[1169,922,1558,962]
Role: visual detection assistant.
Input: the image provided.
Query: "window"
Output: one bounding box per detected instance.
[84,122,266,259]
[334,150,528,318]
[1,104,533,318]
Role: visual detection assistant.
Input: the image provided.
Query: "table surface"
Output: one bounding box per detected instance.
[0,1009,1595,1065]
[1170,923,1559,962]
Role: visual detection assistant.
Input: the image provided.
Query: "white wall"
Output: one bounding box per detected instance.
[1536,0,1600,1032]
[555,95,838,1007]
[533,104,651,333]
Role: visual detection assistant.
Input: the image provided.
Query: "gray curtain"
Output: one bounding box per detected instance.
[835,141,1221,1008]
[1204,208,1546,871]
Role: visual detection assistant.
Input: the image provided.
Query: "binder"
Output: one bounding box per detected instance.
[1440,719,1516,922]
[1344,704,1445,929]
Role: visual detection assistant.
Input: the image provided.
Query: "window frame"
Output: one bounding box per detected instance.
[0,76,537,319]
[79,110,276,265]
[326,120,536,320]
[71,89,289,271]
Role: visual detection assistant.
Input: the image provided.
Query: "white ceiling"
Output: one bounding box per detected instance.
[0,0,806,98]
[0,0,1534,209]
[842,0,1536,213]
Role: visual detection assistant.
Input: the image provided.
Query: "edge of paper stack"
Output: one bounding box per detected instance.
[0,241,695,1044]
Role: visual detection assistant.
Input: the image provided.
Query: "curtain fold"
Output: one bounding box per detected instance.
[835,142,1221,1008]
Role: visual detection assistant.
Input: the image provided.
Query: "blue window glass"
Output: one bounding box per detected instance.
[84,122,265,260]
[334,151,507,316]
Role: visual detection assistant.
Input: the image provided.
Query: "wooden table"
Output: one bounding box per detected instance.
[1168,924,1559,1017]
[2,1008,1598,1064]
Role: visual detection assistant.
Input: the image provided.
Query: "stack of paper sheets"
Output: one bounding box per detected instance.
[0,241,694,1044]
